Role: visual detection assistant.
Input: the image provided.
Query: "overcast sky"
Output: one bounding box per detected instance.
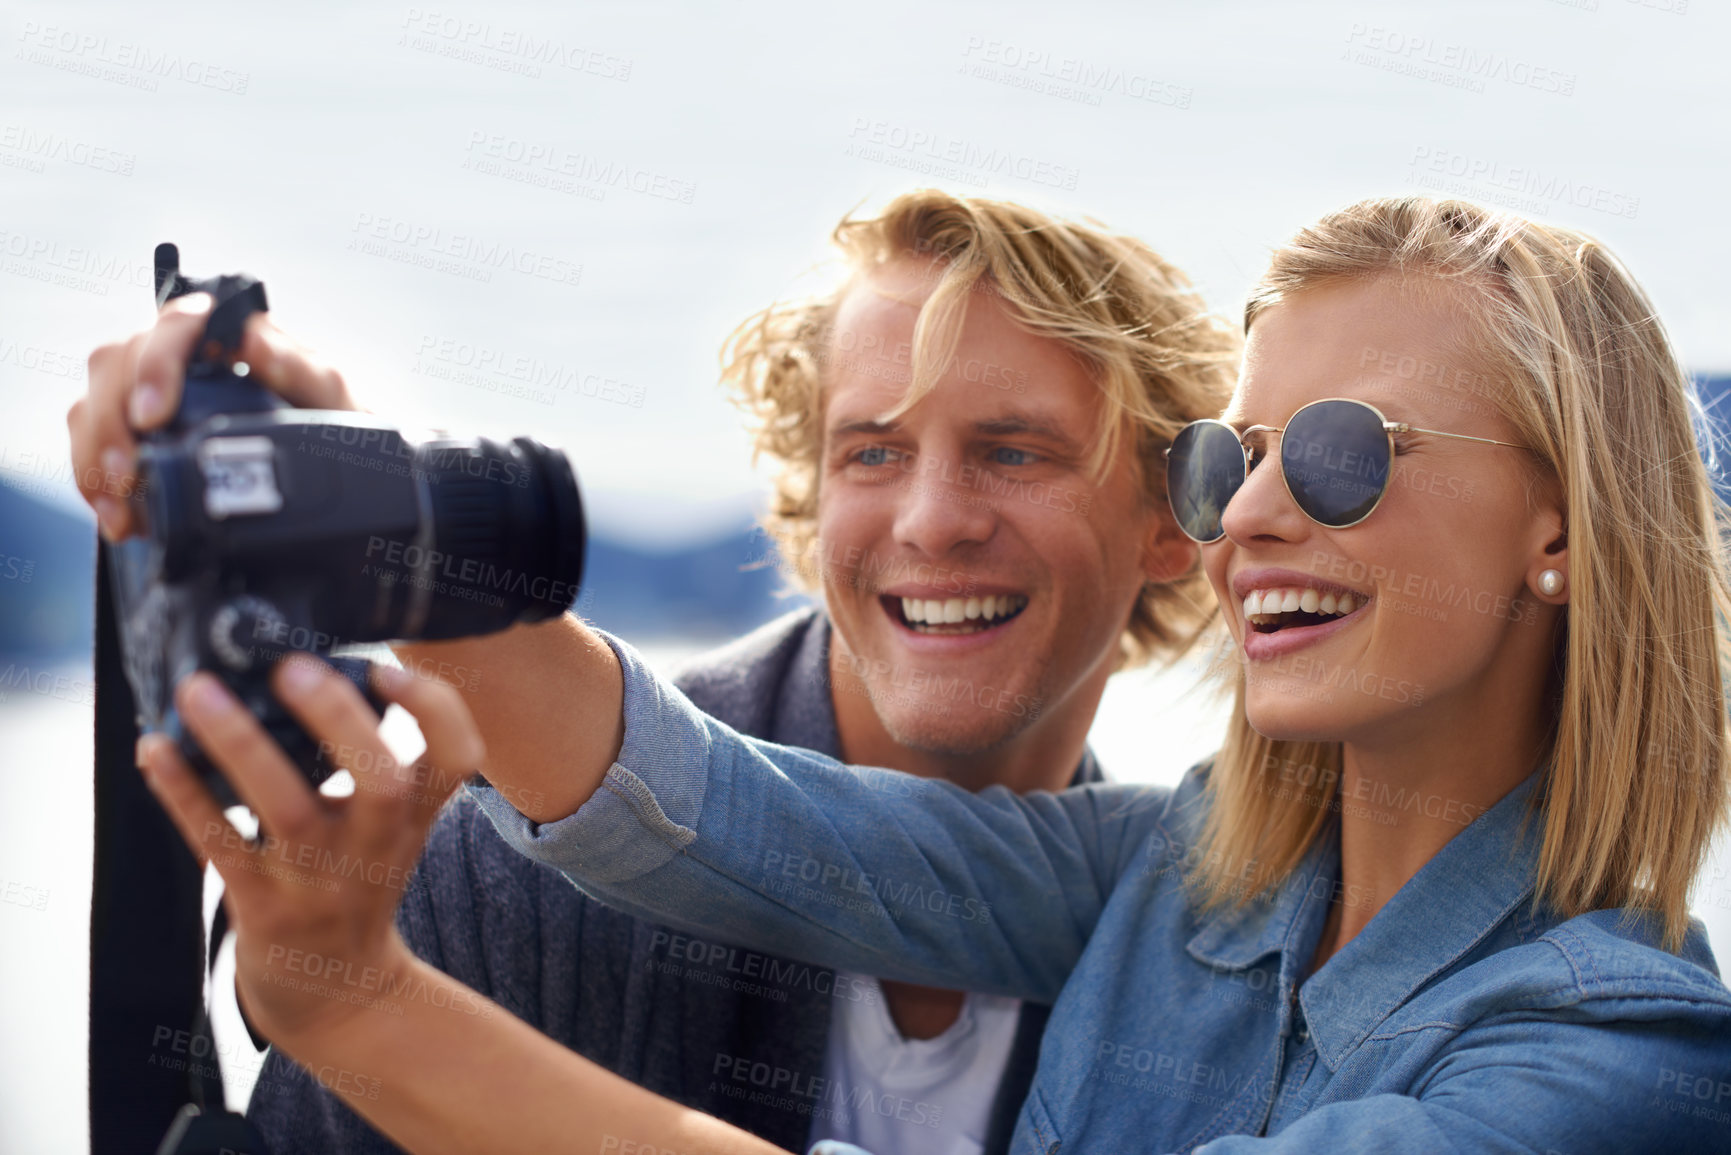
[2,0,1724,543]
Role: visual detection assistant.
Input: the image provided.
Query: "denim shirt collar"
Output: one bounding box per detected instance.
[1185,768,1548,1072]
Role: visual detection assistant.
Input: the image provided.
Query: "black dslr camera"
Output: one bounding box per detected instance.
[108,244,586,807]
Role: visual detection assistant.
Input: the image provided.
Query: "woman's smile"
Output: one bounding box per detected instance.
[1232,565,1374,661]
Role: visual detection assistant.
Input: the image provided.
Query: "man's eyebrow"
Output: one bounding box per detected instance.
[827,415,1078,439]
[974,416,1075,441]
[830,417,900,437]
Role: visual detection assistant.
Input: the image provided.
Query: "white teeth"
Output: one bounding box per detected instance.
[1241,584,1365,627]
[898,593,1027,631]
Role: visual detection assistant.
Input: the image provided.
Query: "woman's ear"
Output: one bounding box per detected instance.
[1526,505,1569,605]
[1142,508,1199,585]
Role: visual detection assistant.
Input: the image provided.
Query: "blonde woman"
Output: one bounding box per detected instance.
[135,196,1731,1153]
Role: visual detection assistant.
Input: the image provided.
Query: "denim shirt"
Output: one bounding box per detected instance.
[475,633,1731,1154]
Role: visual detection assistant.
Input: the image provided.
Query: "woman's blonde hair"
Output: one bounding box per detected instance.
[721,189,1241,668]
[1190,194,1731,951]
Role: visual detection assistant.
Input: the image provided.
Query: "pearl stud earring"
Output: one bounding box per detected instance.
[1538,569,1565,597]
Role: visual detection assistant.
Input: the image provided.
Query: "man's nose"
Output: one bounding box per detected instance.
[891,455,997,557]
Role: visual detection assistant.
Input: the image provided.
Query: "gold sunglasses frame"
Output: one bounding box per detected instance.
[1164,396,1526,543]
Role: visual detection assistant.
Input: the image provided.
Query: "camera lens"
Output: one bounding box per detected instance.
[399,435,586,639]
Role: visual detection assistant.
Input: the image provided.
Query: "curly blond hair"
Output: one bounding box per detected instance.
[720,189,1241,668]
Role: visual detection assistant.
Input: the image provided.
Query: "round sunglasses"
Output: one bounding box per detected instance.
[1164,397,1525,544]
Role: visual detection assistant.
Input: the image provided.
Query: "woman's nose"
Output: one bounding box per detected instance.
[1220,448,1310,545]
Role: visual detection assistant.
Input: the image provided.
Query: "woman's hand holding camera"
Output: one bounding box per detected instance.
[70,284,708,1153]
[136,654,485,1057]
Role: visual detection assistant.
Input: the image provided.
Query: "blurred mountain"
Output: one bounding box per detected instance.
[0,476,800,663]
[0,480,95,657]
[578,524,805,642]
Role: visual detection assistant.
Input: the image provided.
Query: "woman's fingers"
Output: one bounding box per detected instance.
[158,656,483,909]
[371,664,486,822]
[137,732,262,906]
[269,655,413,853]
[237,317,361,412]
[270,657,482,850]
[131,293,216,428]
[176,671,328,846]
[71,329,151,539]
[370,664,486,790]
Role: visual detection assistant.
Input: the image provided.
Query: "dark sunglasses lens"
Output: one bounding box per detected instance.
[1280,401,1390,527]
[1167,421,1244,542]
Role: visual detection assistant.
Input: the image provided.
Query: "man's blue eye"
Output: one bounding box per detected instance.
[990,447,1036,466]
[857,447,896,466]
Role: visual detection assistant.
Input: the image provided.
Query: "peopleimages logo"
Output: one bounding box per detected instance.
[647,930,878,1004]
[264,944,494,1019]
[0,664,95,707]
[762,848,995,924]
[399,8,633,80]
[413,335,648,408]
[958,37,1193,109]
[710,1053,946,1129]
[347,211,584,287]
[463,130,697,204]
[845,117,1081,191]
[15,20,251,94]
[363,535,580,608]
[787,538,978,596]
[1093,1041,1275,1106]
[1408,146,1639,220]
[0,228,156,295]
[0,123,134,175]
[1342,24,1577,97]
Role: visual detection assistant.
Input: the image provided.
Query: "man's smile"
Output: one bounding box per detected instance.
[879,590,1030,637]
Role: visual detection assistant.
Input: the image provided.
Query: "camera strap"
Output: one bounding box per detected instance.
[90,538,271,1154]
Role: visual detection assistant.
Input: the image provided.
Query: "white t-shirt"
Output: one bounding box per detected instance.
[805,973,1024,1155]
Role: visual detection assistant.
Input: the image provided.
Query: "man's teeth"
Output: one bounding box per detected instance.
[900,594,1028,627]
[1242,586,1360,625]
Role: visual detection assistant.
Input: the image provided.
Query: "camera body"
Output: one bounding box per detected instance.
[109,245,586,806]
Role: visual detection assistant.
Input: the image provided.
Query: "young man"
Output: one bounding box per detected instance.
[71,190,1238,1153]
